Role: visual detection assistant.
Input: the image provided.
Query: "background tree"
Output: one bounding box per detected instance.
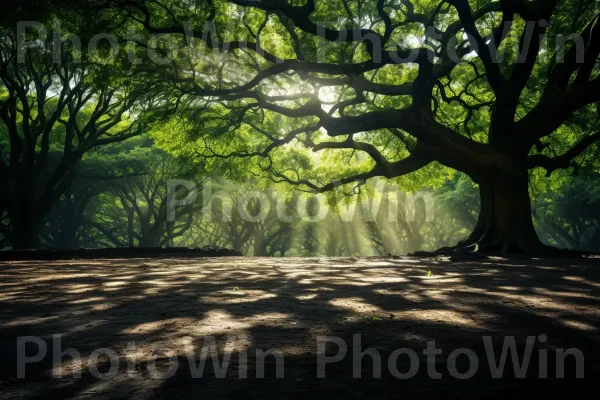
[245,189,297,256]
[533,171,600,252]
[91,145,202,247]
[42,178,104,249]
[0,25,152,248]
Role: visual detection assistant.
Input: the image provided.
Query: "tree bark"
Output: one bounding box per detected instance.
[461,170,549,254]
[11,211,41,250]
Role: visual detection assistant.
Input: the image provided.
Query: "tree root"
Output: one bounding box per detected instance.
[407,240,596,261]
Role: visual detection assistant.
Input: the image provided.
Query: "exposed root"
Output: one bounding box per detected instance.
[408,240,595,261]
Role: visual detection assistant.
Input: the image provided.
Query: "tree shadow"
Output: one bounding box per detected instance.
[1,256,599,399]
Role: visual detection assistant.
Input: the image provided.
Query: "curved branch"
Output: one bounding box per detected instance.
[447,0,505,94]
[270,150,433,194]
[527,132,600,175]
[312,139,392,166]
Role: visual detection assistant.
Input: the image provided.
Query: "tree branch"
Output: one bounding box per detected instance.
[527,132,600,175]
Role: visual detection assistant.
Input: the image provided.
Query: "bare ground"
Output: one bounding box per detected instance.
[1,256,599,399]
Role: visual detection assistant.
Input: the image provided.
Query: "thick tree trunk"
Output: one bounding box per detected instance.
[461,171,550,254]
[11,211,42,250]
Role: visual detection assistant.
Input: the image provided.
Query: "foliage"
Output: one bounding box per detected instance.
[2,1,600,254]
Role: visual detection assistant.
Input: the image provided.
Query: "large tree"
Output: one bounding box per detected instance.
[95,0,600,253]
[0,25,152,248]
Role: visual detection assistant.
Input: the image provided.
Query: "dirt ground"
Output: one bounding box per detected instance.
[1,256,599,399]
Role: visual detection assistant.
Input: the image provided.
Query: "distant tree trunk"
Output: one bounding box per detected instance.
[166,221,175,247]
[127,209,135,247]
[253,243,268,257]
[584,223,600,252]
[58,218,78,249]
[57,193,78,249]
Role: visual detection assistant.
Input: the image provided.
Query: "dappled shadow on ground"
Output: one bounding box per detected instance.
[1,256,599,399]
